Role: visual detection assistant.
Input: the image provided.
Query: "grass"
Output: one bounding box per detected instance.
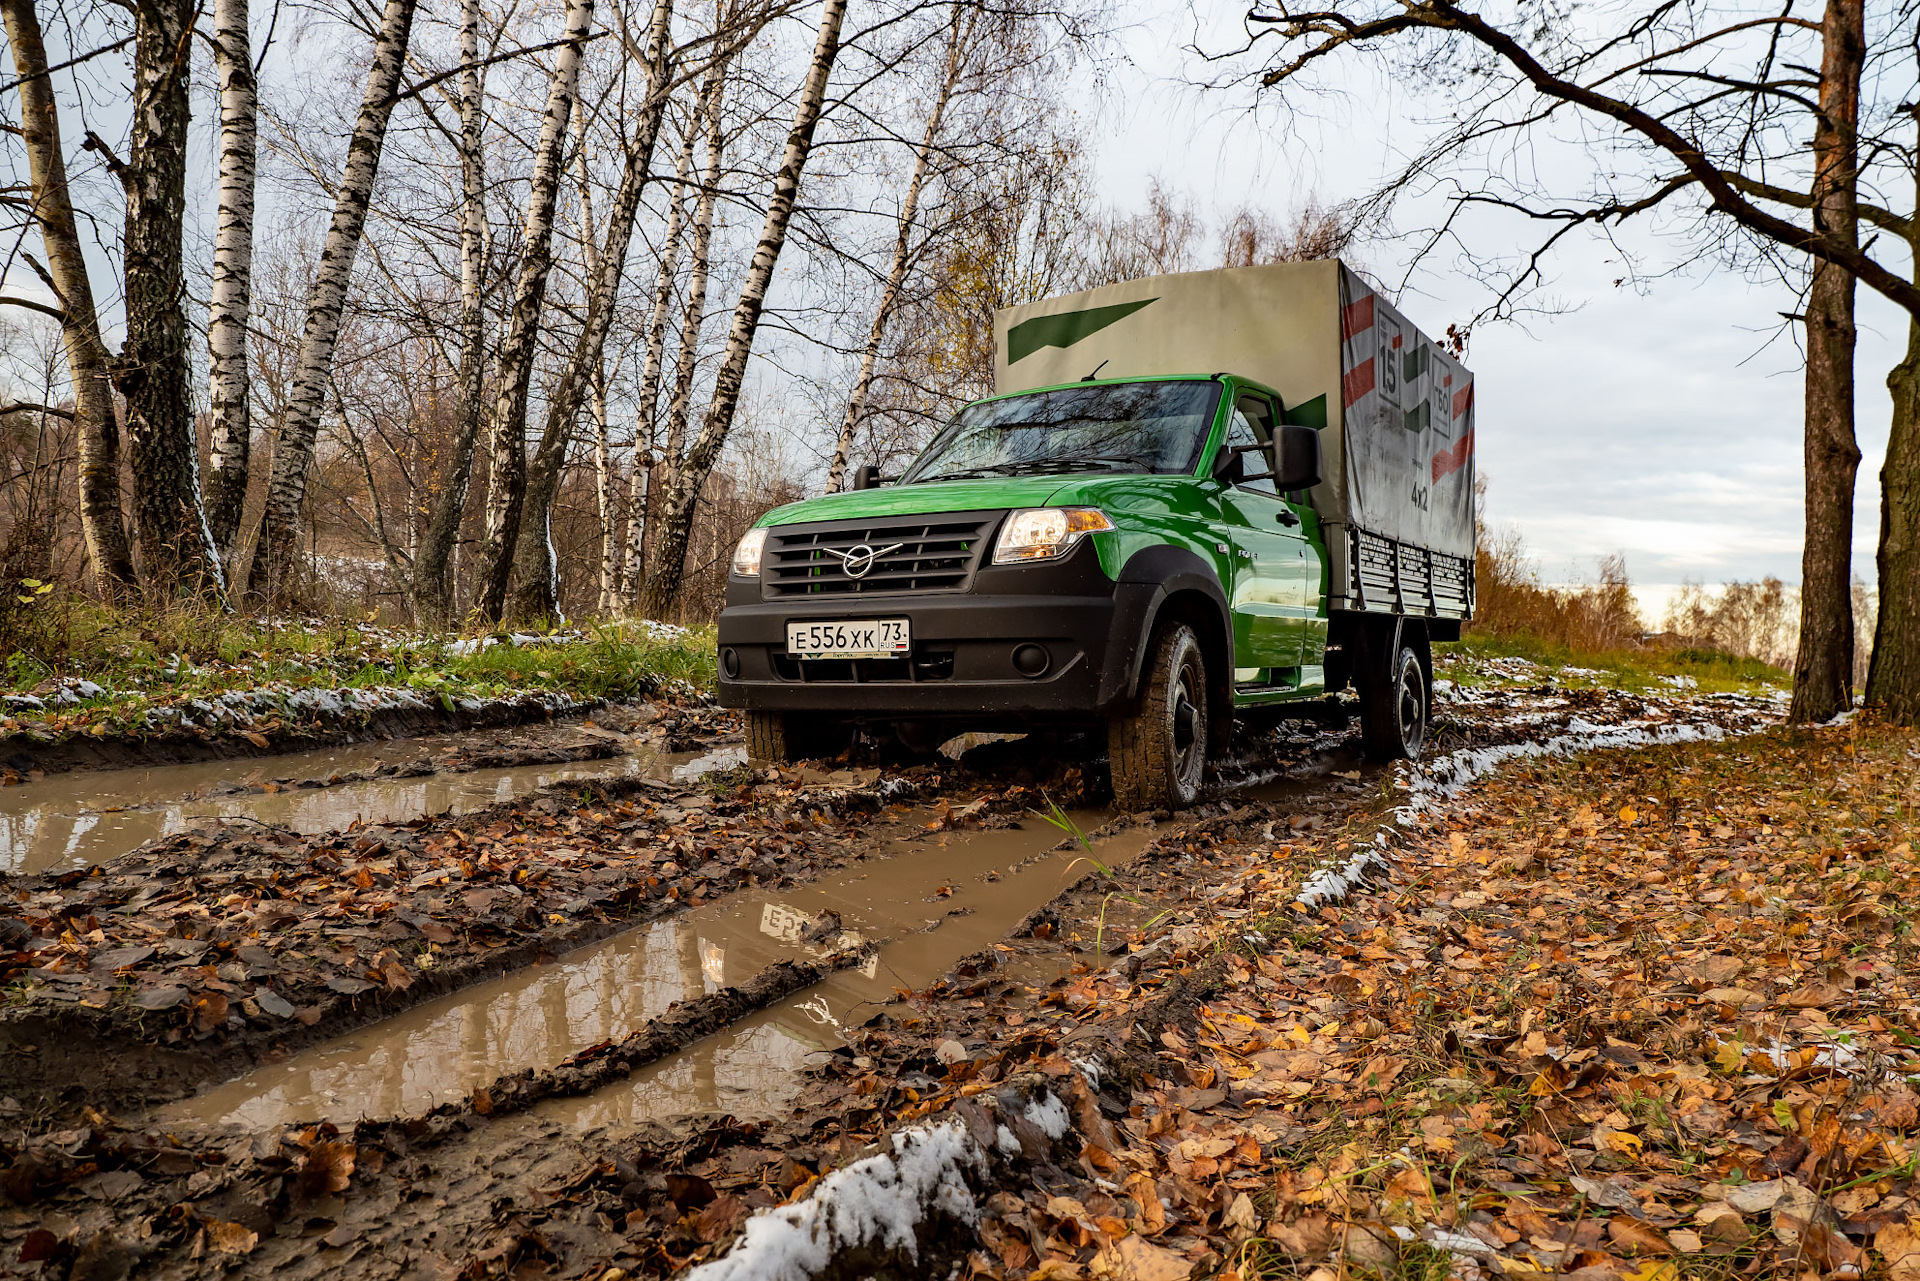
[1441,629,1789,696]
[0,591,717,715]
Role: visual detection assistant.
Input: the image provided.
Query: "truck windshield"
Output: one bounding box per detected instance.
[899,380,1222,485]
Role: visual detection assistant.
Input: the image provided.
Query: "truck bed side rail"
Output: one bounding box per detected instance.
[1328,524,1473,620]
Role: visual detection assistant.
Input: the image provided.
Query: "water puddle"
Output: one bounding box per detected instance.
[0,728,682,876]
[161,807,1151,1132]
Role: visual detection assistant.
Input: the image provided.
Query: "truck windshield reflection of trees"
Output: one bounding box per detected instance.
[902,381,1220,483]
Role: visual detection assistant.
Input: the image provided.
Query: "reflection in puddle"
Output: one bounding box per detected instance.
[161,809,1152,1132]
[0,734,676,876]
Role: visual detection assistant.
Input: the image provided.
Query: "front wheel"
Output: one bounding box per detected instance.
[1359,643,1428,761]
[1109,623,1209,811]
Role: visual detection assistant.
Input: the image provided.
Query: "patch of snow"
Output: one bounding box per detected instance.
[994,1125,1021,1156]
[1023,1094,1070,1141]
[687,1119,986,1281]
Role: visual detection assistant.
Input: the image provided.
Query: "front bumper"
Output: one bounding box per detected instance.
[715,543,1151,719]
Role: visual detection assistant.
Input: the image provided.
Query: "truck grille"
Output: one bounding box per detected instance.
[763,512,1001,597]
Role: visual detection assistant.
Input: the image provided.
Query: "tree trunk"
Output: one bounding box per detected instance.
[625,65,724,610]
[247,0,420,602]
[0,0,136,593]
[203,0,257,561]
[471,0,598,623]
[825,4,967,492]
[1868,154,1920,724]
[117,0,224,595]
[1789,0,1865,724]
[411,0,489,626]
[502,0,675,624]
[593,369,620,611]
[639,0,848,617]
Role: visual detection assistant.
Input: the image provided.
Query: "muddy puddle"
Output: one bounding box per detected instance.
[0,727,699,876]
[161,805,1153,1132]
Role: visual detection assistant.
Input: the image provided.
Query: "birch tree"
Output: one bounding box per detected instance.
[824,1,969,492]
[203,0,258,560]
[113,0,225,593]
[470,0,599,623]
[0,0,137,592]
[411,0,491,624]
[638,0,848,616]
[247,0,421,601]
[622,64,723,607]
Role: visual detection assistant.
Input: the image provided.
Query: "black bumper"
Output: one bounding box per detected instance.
[715,543,1153,720]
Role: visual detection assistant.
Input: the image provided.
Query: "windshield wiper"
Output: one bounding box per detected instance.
[907,462,1029,484]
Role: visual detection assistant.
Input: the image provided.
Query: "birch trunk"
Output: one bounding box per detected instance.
[411,0,489,625]
[502,0,675,623]
[0,0,136,592]
[204,0,257,560]
[631,66,726,608]
[593,369,619,611]
[247,0,420,602]
[1789,0,1864,723]
[639,0,848,617]
[118,0,225,595]
[471,0,599,623]
[825,6,966,492]
[617,89,704,607]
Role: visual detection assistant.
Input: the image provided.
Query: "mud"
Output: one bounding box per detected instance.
[160,802,1151,1131]
[0,722,672,877]
[0,673,1791,1280]
[0,690,607,780]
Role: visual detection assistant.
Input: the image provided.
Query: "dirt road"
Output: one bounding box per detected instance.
[0,660,1785,1278]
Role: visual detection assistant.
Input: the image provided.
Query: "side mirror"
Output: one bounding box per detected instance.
[1210,447,1245,485]
[1274,425,1323,491]
[850,464,881,491]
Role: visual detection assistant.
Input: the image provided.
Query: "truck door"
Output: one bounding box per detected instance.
[1215,393,1312,681]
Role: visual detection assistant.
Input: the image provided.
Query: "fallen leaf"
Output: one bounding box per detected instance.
[1094,1234,1191,1281]
[204,1220,257,1255]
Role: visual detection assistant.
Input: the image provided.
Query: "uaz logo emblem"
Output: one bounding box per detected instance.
[821,542,901,578]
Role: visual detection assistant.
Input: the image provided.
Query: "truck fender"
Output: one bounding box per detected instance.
[1102,545,1233,746]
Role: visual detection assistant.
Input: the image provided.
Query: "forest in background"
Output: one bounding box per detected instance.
[0,0,1349,628]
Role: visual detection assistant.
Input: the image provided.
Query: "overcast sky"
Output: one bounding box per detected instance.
[1086,1,1904,619]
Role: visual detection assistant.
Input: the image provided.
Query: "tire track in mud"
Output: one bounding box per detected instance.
[0,677,1785,1278]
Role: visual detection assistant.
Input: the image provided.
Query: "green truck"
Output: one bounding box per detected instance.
[716,260,1475,808]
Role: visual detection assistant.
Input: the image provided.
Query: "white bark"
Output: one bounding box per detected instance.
[825,5,968,492]
[640,0,848,614]
[249,0,420,599]
[204,0,257,559]
[621,70,714,610]
[412,0,489,622]
[593,368,619,611]
[502,0,677,623]
[472,0,598,622]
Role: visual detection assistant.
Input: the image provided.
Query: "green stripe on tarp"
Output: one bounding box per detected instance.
[1283,393,1327,431]
[1006,298,1158,364]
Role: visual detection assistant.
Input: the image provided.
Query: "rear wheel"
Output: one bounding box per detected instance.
[1359,642,1428,761]
[745,711,849,764]
[1109,623,1209,811]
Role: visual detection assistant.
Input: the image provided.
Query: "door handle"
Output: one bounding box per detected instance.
[1277,509,1301,527]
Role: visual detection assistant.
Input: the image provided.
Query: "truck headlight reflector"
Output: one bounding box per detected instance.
[731,527,768,576]
[992,507,1114,564]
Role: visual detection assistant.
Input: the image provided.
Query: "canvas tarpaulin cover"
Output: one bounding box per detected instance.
[993,261,1475,562]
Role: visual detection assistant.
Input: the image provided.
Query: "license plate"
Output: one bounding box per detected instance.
[786,618,910,659]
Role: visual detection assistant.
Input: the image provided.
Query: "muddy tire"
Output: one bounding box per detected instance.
[1359,643,1428,762]
[1108,622,1208,811]
[745,711,847,764]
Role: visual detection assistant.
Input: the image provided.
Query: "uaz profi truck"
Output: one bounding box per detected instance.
[716,260,1475,809]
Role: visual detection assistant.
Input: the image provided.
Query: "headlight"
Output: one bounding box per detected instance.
[731,528,768,576]
[992,507,1114,564]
